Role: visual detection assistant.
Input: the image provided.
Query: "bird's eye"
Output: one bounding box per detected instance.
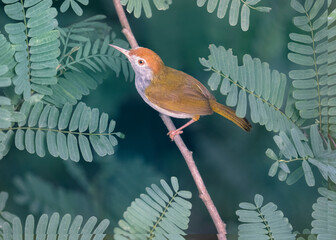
[138,59,145,65]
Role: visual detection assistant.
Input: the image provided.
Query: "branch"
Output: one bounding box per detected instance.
[160,114,227,239]
[111,1,227,239]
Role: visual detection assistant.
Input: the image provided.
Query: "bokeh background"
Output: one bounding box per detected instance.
[0,0,322,237]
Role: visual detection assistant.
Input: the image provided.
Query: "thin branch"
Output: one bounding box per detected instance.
[112,0,138,48]
[160,114,227,239]
[111,1,227,239]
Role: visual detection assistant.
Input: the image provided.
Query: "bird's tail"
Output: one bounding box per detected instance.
[210,100,252,132]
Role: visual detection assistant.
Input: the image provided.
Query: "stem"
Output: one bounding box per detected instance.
[111,1,227,239]
[160,114,227,240]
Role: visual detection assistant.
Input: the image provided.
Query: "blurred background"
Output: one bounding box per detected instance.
[0,0,322,236]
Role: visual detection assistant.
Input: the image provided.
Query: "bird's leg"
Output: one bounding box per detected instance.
[168,116,200,141]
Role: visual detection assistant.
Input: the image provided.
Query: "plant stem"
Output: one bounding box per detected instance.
[111,1,227,239]
[160,114,227,240]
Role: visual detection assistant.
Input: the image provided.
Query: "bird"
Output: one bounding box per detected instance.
[109,44,252,140]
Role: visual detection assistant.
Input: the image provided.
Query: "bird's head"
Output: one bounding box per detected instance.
[109,45,165,79]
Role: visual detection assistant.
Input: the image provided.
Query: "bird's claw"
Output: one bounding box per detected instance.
[167,130,183,141]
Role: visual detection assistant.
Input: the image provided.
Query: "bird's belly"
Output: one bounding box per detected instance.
[146,100,193,119]
[135,77,192,119]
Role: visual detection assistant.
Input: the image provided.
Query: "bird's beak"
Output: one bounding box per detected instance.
[109,44,131,59]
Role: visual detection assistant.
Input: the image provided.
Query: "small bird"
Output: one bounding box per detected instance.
[109,45,251,140]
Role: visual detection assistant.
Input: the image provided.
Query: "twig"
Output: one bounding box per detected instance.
[160,114,227,239]
[111,1,227,239]
[112,0,138,48]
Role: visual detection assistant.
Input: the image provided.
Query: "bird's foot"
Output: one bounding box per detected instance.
[167,130,183,141]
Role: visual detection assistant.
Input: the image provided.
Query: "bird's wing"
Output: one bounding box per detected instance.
[145,67,214,116]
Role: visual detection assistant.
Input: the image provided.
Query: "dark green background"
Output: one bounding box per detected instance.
[0,0,321,235]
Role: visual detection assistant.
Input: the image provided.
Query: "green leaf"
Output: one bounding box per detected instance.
[268,161,279,177]
[290,0,305,13]
[265,148,278,160]
[310,125,324,156]
[302,160,315,186]
[229,0,241,26]
[58,103,73,130]
[60,0,70,13]
[171,176,179,192]
[254,194,263,208]
[241,4,250,32]
[286,166,304,185]
[79,135,92,162]
[71,0,83,16]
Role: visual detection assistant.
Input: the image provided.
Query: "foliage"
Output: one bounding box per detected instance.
[60,0,89,16]
[1,191,109,240]
[196,0,271,31]
[48,15,132,107]
[121,0,172,18]
[0,9,128,162]
[200,44,302,133]
[288,0,334,136]
[311,187,336,239]
[266,125,336,186]
[13,158,164,225]
[13,173,93,217]
[236,194,295,240]
[0,0,335,239]
[0,101,123,162]
[3,0,60,100]
[0,192,17,238]
[114,177,192,240]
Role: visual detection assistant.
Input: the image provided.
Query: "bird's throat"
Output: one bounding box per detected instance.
[135,75,152,104]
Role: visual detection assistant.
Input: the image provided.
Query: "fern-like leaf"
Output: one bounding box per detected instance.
[0,101,123,162]
[327,3,336,138]
[2,212,109,240]
[236,194,295,240]
[46,16,133,107]
[288,0,331,135]
[0,34,26,157]
[2,0,60,100]
[197,0,271,31]
[0,33,16,103]
[311,188,336,240]
[13,173,94,218]
[113,176,192,240]
[266,125,336,186]
[121,0,172,18]
[12,158,164,226]
[60,0,89,16]
[44,67,108,107]
[0,191,18,238]
[201,44,299,132]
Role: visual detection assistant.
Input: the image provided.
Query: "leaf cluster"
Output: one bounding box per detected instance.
[266,125,336,187]
[197,0,271,31]
[288,0,336,137]
[121,0,172,18]
[201,44,301,133]
[236,194,295,240]
[12,101,121,162]
[60,0,89,16]
[114,177,192,240]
